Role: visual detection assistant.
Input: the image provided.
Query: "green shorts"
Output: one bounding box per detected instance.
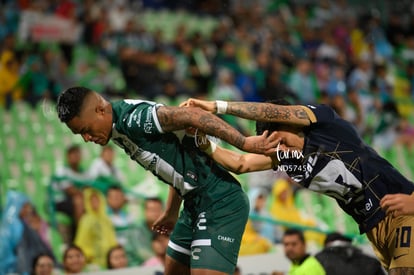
[167,186,249,274]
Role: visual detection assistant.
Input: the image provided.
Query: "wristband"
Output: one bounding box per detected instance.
[216,100,228,114]
[203,141,217,155]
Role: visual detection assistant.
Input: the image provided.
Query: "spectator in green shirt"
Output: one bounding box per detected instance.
[272,228,325,275]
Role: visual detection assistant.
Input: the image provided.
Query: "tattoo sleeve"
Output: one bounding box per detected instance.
[226,102,311,126]
[157,106,246,149]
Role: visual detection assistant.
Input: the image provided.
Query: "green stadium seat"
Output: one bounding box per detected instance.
[383,147,398,167]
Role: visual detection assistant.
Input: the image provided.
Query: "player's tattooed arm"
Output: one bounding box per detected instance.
[157,106,245,148]
[226,102,314,126]
[156,106,279,154]
[179,98,315,126]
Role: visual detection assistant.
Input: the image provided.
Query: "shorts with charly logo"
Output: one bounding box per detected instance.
[167,188,249,274]
[367,214,414,270]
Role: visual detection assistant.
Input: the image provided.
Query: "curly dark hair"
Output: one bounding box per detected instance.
[255,98,292,135]
[56,87,92,123]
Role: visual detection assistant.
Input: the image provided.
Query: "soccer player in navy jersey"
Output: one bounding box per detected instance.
[181,98,414,275]
[56,87,278,275]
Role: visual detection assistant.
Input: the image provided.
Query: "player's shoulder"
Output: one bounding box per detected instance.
[304,104,337,123]
[112,99,157,124]
[123,99,158,106]
[305,104,333,113]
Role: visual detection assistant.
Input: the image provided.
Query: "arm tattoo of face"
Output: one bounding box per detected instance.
[294,108,309,119]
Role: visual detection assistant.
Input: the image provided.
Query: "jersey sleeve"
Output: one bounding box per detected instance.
[123,102,165,136]
[306,104,337,124]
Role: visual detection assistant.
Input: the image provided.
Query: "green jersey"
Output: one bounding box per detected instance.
[111,99,241,200]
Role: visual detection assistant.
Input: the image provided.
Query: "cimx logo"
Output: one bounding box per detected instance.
[275,143,304,162]
[41,99,59,118]
[194,129,220,148]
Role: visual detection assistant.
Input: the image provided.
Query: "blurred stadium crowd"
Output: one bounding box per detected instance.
[1,0,414,274]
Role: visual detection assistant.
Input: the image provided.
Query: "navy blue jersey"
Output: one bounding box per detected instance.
[280,105,414,233]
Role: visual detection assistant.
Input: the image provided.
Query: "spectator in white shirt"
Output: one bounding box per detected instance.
[88,145,123,184]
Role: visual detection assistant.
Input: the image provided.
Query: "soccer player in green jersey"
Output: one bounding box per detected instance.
[56,87,278,275]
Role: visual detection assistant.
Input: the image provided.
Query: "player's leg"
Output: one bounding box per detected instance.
[190,245,241,275]
[164,255,190,275]
[165,210,192,275]
[190,189,250,275]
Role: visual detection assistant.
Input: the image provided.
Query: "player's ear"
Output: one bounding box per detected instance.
[96,100,106,115]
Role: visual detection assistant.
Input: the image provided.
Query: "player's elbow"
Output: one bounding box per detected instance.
[233,164,250,174]
[232,157,252,174]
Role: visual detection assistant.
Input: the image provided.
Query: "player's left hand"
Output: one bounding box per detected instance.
[243,130,281,155]
[179,98,216,113]
[152,211,178,235]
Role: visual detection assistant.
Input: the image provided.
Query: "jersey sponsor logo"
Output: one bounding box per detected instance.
[127,109,143,128]
[194,131,220,148]
[144,122,153,133]
[186,171,197,181]
[218,235,234,243]
[192,248,201,260]
[393,253,408,260]
[276,164,307,173]
[197,212,207,230]
[365,198,373,211]
[136,111,142,126]
[148,156,158,171]
[144,106,154,133]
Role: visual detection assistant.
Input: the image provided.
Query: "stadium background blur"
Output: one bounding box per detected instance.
[1,0,414,274]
